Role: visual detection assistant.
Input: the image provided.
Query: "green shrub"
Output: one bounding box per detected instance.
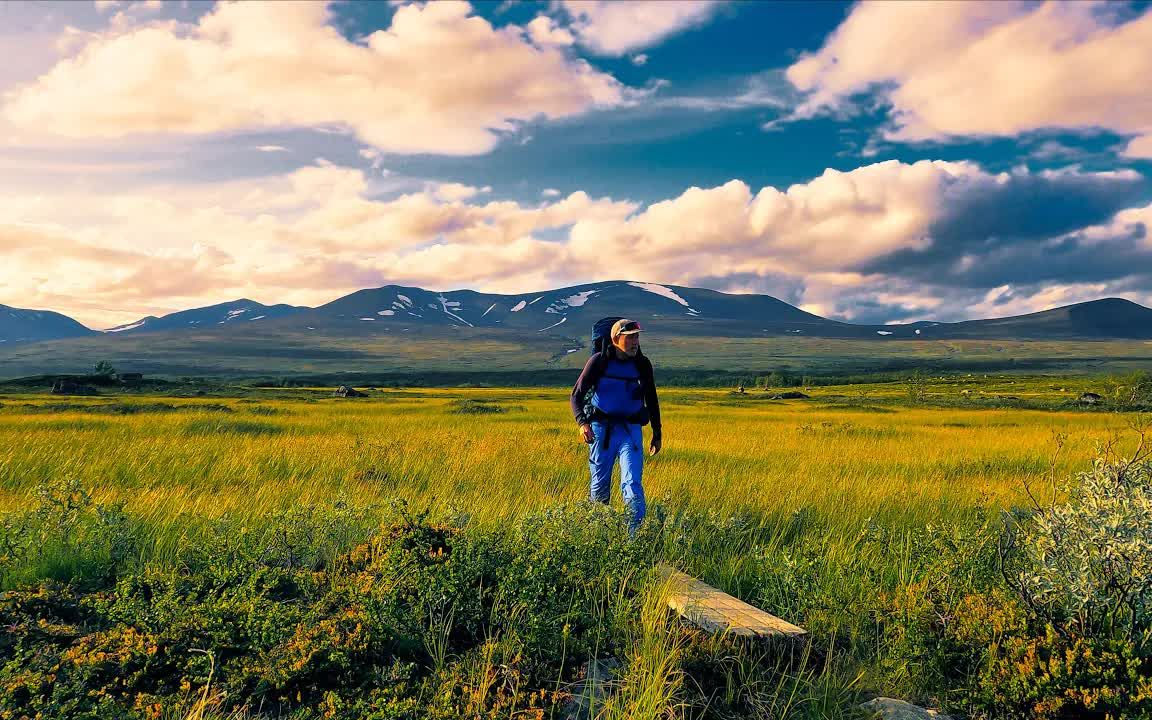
[1012,453,1152,641]
[943,436,1152,718]
[0,478,140,590]
[0,497,659,718]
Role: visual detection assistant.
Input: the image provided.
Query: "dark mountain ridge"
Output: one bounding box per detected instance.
[5,282,1152,344]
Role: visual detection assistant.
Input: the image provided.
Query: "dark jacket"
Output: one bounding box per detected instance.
[570,348,662,436]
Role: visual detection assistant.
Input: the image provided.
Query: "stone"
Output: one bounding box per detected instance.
[334,385,367,398]
[1078,392,1104,405]
[50,379,98,396]
[561,657,620,719]
[860,697,952,719]
[767,391,810,400]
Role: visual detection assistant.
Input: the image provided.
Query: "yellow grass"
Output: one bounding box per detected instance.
[0,387,1134,534]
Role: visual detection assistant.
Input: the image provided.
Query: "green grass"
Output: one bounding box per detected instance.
[3,327,1152,380]
[0,377,1148,718]
[0,378,1134,524]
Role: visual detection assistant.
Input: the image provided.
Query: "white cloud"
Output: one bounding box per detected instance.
[631,53,648,66]
[1125,134,1152,159]
[559,0,722,55]
[1,159,1147,328]
[254,145,288,153]
[787,1,1152,155]
[429,182,490,202]
[567,160,985,276]
[1072,202,1152,249]
[4,1,631,155]
[526,15,575,46]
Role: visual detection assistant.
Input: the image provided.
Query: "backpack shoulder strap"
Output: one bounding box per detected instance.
[595,348,612,374]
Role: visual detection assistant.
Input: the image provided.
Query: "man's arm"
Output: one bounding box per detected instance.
[640,356,661,436]
[570,353,603,426]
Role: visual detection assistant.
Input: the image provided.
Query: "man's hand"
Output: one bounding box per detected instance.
[649,432,662,456]
[580,423,595,444]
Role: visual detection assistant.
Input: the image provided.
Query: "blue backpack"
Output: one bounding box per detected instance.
[581,316,629,423]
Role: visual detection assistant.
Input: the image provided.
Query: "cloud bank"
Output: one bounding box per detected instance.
[787,1,1152,157]
[2,158,1148,327]
[3,1,630,154]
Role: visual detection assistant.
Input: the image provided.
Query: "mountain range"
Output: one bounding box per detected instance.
[4,281,1152,346]
[1,304,94,343]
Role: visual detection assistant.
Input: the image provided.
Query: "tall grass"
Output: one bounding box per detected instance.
[0,386,1128,536]
[0,382,1144,718]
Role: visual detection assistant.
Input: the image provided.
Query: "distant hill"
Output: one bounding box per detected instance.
[0,304,94,343]
[941,298,1152,339]
[103,299,308,334]
[276,280,845,337]
[224,281,1152,341]
[3,282,1152,366]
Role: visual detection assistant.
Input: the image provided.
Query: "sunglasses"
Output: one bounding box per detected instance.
[618,321,641,333]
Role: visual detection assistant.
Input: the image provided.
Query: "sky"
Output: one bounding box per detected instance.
[2,0,1152,329]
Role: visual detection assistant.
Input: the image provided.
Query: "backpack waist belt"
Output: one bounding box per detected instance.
[588,407,650,449]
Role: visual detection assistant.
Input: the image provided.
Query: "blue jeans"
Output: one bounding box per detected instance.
[588,421,645,531]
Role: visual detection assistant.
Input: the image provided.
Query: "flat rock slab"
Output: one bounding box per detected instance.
[656,563,808,640]
[860,698,953,719]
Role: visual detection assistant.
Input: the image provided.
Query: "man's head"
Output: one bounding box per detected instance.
[610,318,641,357]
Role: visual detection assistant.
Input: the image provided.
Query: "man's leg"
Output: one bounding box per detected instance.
[618,424,646,531]
[588,421,614,504]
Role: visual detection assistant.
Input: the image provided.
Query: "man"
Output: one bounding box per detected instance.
[570,318,662,531]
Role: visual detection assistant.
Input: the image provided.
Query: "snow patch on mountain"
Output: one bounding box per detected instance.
[105,320,147,333]
[438,295,473,327]
[546,290,597,314]
[538,317,567,332]
[510,300,527,312]
[628,282,689,307]
[378,310,395,316]
[481,303,497,317]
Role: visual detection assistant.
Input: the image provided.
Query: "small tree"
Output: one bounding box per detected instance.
[92,360,116,378]
[905,369,927,404]
[767,371,791,388]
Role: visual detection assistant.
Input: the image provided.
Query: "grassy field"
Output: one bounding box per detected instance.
[1,378,1149,718]
[0,381,1133,526]
[3,328,1152,379]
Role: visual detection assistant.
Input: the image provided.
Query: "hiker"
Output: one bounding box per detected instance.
[570,318,662,531]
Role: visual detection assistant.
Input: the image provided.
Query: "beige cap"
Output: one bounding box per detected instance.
[611,318,642,336]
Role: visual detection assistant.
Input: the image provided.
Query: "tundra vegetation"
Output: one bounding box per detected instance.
[1,375,1151,719]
